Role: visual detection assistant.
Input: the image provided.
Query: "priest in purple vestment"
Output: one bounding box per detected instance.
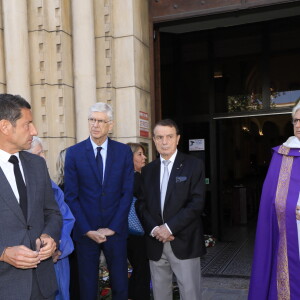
[248,102,300,300]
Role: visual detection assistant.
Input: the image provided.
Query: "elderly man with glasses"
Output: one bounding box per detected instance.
[64,102,134,300]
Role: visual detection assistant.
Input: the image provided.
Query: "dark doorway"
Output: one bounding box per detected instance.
[216,115,293,236]
[157,13,300,239]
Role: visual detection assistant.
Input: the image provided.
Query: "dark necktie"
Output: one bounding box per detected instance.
[96,147,103,183]
[8,155,28,219]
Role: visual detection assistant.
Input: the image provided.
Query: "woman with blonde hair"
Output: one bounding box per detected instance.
[56,148,67,190]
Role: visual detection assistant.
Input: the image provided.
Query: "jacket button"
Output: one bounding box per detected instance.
[27,225,32,230]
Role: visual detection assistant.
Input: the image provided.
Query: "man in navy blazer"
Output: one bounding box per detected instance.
[64,102,134,300]
[136,119,206,300]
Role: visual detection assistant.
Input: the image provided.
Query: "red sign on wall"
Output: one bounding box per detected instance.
[139,111,149,137]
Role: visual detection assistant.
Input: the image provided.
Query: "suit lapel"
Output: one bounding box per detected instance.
[152,159,162,215]
[85,138,102,185]
[0,167,26,223]
[19,152,36,221]
[164,152,184,209]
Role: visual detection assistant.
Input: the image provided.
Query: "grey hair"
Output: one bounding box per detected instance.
[27,136,43,153]
[292,102,300,118]
[88,102,113,120]
[56,148,67,186]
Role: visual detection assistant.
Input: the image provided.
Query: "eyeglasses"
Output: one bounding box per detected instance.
[154,134,176,142]
[292,118,300,125]
[88,118,111,125]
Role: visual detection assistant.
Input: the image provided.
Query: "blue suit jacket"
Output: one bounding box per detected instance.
[64,138,134,241]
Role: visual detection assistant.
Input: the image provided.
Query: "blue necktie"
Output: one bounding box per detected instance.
[161,160,170,213]
[96,147,103,183]
[9,155,28,219]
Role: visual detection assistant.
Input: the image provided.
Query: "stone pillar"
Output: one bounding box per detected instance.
[28,0,75,178]
[72,0,97,142]
[2,0,31,100]
[95,0,152,158]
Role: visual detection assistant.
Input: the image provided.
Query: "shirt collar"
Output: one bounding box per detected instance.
[89,137,108,151]
[0,149,20,163]
[160,149,177,164]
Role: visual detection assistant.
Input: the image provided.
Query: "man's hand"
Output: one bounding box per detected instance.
[52,250,62,263]
[97,228,115,237]
[86,231,107,243]
[153,225,175,243]
[1,245,40,269]
[36,234,57,261]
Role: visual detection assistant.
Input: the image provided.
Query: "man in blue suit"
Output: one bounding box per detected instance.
[64,102,134,300]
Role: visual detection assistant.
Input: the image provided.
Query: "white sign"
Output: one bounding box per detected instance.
[189,139,205,151]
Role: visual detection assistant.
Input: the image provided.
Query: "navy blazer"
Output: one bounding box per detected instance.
[136,151,206,261]
[64,138,134,241]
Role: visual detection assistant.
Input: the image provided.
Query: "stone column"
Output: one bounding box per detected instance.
[95,0,152,158]
[2,0,31,101]
[72,0,97,142]
[28,0,75,178]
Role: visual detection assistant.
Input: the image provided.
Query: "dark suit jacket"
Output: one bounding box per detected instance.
[136,151,206,261]
[0,151,62,300]
[64,137,134,241]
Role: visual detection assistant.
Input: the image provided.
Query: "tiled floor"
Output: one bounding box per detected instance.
[202,224,254,277]
[200,223,255,299]
[201,276,249,299]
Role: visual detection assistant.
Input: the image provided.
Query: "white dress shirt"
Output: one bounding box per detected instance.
[90,137,108,180]
[0,149,26,203]
[151,150,178,236]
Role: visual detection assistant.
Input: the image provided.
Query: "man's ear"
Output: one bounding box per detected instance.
[0,119,12,135]
[108,120,114,133]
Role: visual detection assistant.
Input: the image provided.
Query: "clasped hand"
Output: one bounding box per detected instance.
[86,228,115,244]
[2,234,56,269]
[153,225,175,243]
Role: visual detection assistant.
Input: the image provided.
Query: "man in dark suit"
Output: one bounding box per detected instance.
[0,94,62,300]
[136,119,206,300]
[64,102,134,300]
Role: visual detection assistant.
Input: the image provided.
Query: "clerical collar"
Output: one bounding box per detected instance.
[283,136,300,148]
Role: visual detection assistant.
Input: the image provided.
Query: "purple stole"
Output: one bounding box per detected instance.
[248,145,300,300]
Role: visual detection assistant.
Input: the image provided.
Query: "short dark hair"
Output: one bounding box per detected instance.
[153,119,180,135]
[0,94,31,125]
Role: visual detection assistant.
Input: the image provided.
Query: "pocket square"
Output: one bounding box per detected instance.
[176,176,187,183]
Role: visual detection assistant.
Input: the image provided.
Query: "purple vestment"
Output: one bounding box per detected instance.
[248,145,300,300]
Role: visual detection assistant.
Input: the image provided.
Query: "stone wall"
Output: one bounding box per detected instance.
[0,0,152,178]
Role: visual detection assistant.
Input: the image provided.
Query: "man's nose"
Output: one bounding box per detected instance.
[30,123,38,136]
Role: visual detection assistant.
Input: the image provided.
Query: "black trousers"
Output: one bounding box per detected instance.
[127,235,151,300]
[69,245,80,300]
